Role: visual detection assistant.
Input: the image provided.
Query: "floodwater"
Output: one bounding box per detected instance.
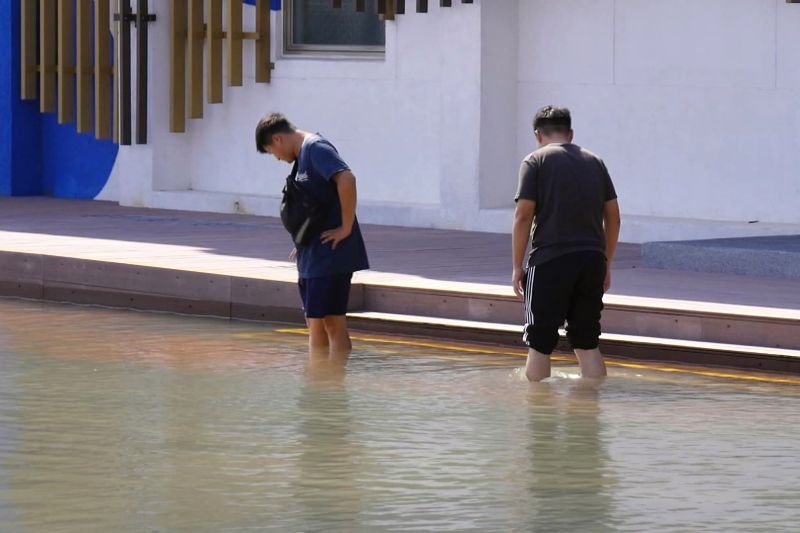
[0,298,798,532]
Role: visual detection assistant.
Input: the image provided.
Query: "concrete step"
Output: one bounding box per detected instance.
[347,311,800,374]
[2,250,798,368]
[358,283,800,351]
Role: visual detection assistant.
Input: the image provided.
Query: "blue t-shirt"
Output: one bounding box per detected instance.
[294,134,370,278]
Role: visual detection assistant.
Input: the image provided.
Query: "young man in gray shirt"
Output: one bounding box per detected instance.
[512,106,621,382]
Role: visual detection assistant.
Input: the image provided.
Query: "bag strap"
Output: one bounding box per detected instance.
[287,161,333,208]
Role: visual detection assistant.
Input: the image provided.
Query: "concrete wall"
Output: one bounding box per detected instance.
[479,0,520,210]
[515,0,800,240]
[107,2,483,229]
[101,0,800,242]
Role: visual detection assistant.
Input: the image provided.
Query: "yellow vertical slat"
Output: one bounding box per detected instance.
[208,0,222,103]
[95,0,112,140]
[255,0,270,83]
[112,0,120,143]
[40,0,56,113]
[384,0,396,20]
[227,0,243,87]
[20,1,37,100]
[170,0,187,132]
[188,0,203,118]
[58,0,75,124]
[76,0,92,133]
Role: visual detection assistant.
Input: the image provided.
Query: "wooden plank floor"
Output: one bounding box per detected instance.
[1,197,800,312]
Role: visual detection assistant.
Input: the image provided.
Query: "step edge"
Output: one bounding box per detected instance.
[348,311,800,359]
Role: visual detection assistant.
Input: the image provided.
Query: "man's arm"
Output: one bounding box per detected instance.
[320,170,357,250]
[512,199,535,299]
[602,198,621,292]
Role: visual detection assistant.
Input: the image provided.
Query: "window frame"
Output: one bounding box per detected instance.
[282,0,386,58]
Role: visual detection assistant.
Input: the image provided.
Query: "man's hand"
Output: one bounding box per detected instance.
[320,226,352,250]
[604,267,611,293]
[289,247,297,262]
[512,267,526,300]
[512,199,535,301]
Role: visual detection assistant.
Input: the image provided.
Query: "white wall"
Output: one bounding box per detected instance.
[516,0,800,237]
[479,0,520,209]
[105,0,800,243]
[108,1,483,230]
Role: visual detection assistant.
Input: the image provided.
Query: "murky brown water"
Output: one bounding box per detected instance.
[0,298,798,532]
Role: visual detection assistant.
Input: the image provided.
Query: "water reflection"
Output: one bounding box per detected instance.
[294,350,365,531]
[305,349,350,385]
[525,381,616,532]
[0,301,310,531]
[1,299,800,531]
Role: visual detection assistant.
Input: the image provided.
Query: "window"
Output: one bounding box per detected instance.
[284,0,386,56]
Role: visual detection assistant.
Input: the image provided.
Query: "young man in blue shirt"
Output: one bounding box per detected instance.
[256,113,369,355]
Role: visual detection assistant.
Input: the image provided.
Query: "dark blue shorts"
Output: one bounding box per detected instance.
[298,273,353,319]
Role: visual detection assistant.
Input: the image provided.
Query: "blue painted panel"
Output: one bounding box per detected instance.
[0,0,42,195]
[40,115,118,199]
[37,9,119,200]
[1,0,118,199]
[0,0,11,194]
[9,101,42,196]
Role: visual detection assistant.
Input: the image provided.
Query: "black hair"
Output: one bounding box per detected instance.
[532,106,572,136]
[255,113,296,153]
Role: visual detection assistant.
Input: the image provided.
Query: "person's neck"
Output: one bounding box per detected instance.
[539,137,571,147]
[292,130,311,159]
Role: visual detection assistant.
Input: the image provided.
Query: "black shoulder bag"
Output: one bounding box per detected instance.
[280,162,329,246]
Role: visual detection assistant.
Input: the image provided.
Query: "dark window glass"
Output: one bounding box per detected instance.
[288,0,385,49]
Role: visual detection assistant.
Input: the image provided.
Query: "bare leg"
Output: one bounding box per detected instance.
[306,318,329,352]
[525,348,551,382]
[306,347,349,384]
[574,347,607,379]
[322,315,352,355]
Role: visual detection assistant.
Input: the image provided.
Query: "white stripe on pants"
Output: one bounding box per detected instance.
[522,266,536,345]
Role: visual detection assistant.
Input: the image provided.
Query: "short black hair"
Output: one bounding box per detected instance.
[533,106,572,136]
[255,113,296,153]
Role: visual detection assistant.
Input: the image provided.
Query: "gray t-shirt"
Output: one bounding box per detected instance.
[515,143,617,267]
